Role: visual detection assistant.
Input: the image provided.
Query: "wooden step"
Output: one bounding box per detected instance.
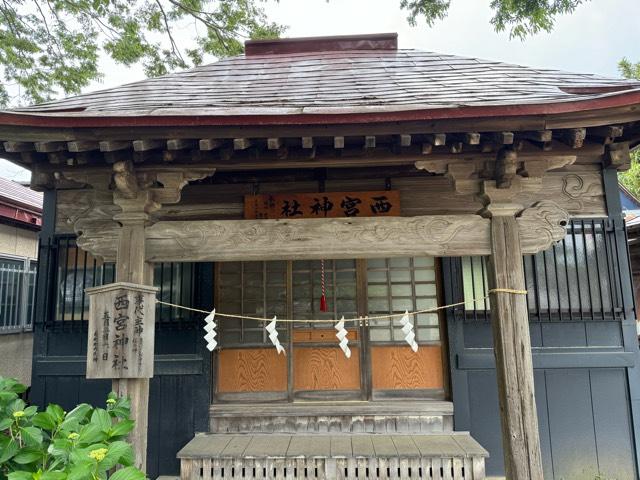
[210,401,454,434]
[178,432,488,479]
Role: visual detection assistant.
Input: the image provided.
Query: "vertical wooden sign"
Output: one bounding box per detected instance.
[86,282,158,379]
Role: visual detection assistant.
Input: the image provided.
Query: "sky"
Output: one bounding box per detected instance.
[2,0,640,182]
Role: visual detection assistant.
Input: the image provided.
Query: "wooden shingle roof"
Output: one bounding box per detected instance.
[8,53,640,116]
[2,33,640,129]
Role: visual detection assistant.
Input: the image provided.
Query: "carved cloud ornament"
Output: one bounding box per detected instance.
[74,202,571,263]
[517,201,570,254]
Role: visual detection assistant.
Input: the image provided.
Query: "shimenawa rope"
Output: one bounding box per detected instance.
[155,288,526,324]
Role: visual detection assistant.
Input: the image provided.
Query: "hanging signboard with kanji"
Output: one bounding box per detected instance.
[244,190,401,219]
[85,282,158,379]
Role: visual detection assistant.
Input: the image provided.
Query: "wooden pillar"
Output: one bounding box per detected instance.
[112,189,157,473]
[486,214,544,480]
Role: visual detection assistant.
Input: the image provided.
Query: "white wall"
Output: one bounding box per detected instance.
[0,222,38,386]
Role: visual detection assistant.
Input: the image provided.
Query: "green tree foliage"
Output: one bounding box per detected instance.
[618,59,640,200]
[0,376,145,480]
[0,0,285,106]
[619,58,640,82]
[400,0,586,38]
[0,0,597,107]
[619,157,640,200]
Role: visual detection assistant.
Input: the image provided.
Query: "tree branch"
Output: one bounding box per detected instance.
[154,0,185,64]
[165,0,235,52]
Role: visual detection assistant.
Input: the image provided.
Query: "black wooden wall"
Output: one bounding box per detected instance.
[444,169,640,479]
[30,190,213,479]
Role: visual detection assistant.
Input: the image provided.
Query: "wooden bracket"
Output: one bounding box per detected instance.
[604,142,631,170]
[495,147,517,189]
[416,150,577,198]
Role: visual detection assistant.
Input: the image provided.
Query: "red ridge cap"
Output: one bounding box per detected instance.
[245,33,398,56]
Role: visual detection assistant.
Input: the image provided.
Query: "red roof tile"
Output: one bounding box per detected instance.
[0,177,42,212]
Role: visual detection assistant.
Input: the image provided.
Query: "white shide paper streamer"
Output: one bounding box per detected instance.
[203,309,217,352]
[334,316,351,358]
[266,316,286,355]
[400,310,419,352]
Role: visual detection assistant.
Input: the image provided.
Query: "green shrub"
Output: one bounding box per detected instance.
[0,377,145,480]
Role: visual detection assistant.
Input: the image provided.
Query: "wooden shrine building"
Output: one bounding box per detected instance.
[2,33,640,479]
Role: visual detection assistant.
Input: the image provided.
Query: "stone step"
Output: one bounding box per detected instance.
[178,432,488,479]
[209,401,454,434]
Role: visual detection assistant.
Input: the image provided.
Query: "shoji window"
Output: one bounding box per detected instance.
[216,261,288,345]
[366,257,440,343]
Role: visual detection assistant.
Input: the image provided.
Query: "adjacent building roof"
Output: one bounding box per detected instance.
[0,176,42,228]
[0,177,42,211]
[2,33,640,127]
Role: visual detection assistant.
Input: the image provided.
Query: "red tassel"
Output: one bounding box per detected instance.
[319,259,328,312]
[320,294,328,312]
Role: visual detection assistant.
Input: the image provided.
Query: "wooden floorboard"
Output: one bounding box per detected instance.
[451,433,490,456]
[371,435,397,456]
[286,435,331,457]
[220,435,252,457]
[411,435,466,457]
[329,435,352,457]
[390,435,420,456]
[178,434,232,458]
[244,435,291,457]
[178,433,488,459]
[350,436,375,457]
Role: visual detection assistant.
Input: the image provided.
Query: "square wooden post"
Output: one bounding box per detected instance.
[111,189,158,473]
[486,214,544,480]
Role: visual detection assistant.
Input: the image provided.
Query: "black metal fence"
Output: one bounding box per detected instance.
[460,219,630,322]
[38,236,198,328]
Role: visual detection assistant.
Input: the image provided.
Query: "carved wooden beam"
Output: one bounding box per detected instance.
[75,201,569,263]
[415,152,577,195]
[54,168,606,237]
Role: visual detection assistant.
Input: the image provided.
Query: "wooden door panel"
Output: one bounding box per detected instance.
[293,347,360,391]
[371,345,443,390]
[217,348,287,392]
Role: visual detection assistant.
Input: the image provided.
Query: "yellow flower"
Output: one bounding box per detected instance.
[106,398,116,405]
[68,432,79,440]
[12,411,25,419]
[88,448,108,462]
